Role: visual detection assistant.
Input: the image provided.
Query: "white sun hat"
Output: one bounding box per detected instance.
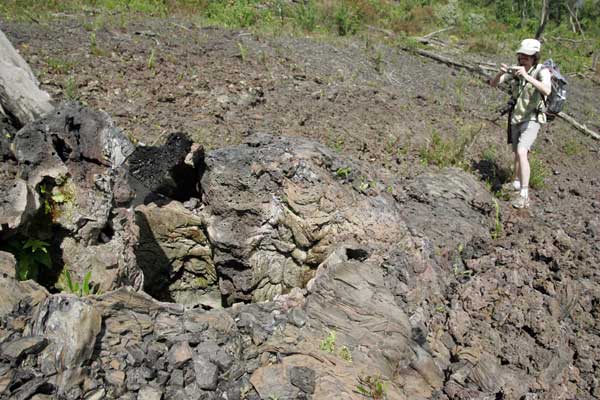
[517,39,541,55]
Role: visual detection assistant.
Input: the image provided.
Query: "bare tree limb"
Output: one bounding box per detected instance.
[547,36,590,44]
[365,25,394,37]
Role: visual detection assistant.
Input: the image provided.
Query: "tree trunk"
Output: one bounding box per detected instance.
[566,3,585,37]
[535,0,549,39]
[0,29,53,128]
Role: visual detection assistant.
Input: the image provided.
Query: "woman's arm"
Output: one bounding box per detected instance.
[489,63,510,87]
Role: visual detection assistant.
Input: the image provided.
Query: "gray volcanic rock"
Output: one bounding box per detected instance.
[4,102,142,292]
[1,132,589,400]
[0,117,24,231]
[0,177,27,231]
[31,295,101,392]
[135,201,218,308]
[0,251,49,318]
[200,134,416,304]
[0,336,47,361]
[400,167,495,250]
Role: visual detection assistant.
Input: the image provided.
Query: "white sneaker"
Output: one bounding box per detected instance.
[512,195,530,209]
[512,180,521,191]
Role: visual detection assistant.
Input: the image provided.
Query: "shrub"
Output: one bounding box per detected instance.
[339,345,352,362]
[419,124,481,169]
[320,330,336,353]
[46,57,75,74]
[466,36,499,54]
[334,3,360,36]
[491,199,502,240]
[205,0,259,28]
[528,152,548,189]
[357,375,386,399]
[294,0,318,32]
[392,5,437,35]
[436,0,460,26]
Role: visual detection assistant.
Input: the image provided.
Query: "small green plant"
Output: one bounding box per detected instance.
[452,243,472,280]
[419,131,458,168]
[331,136,345,153]
[237,42,248,62]
[205,1,258,28]
[491,199,502,240]
[46,57,74,74]
[528,153,548,189]
[336,167,351,180]
[64,76,78,100]
[339,345,352,362]
[320,330,336,353]
[39,179,75,219]
[358,178,370,192]
[482,146,496,163]
[356,375,386,399]
[453,262,473,279]
[258,51,268,66]
[61,269,94,297]
[89,32,105,56]
[563,139,583,156]
[372,49,383,74]
[1,238,52,281]
[147,48,156,69]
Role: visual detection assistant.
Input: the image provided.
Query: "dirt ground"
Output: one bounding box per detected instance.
[2,13,600,395]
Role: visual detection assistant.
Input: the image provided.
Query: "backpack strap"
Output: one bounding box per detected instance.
[534,63,549,106]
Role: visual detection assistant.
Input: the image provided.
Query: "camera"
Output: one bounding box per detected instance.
[507,66,520,74]
[498,98,516,116]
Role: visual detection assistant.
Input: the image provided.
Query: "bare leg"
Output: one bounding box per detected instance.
[517,147,530,190]
[513,151,521,182]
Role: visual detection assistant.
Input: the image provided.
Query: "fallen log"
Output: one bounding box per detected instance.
[399,45,490,78]
[557,112,600,140]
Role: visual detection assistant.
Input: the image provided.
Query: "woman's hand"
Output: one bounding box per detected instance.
[510,65,527,78]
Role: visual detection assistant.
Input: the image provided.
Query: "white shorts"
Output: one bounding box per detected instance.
[511,121,540,152]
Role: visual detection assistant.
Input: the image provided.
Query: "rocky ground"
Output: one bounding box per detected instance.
[1,12,600,400]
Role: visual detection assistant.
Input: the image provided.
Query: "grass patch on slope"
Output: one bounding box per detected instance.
[2,0,597,74]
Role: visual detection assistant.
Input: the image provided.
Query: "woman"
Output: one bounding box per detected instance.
[490,39,551,209]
